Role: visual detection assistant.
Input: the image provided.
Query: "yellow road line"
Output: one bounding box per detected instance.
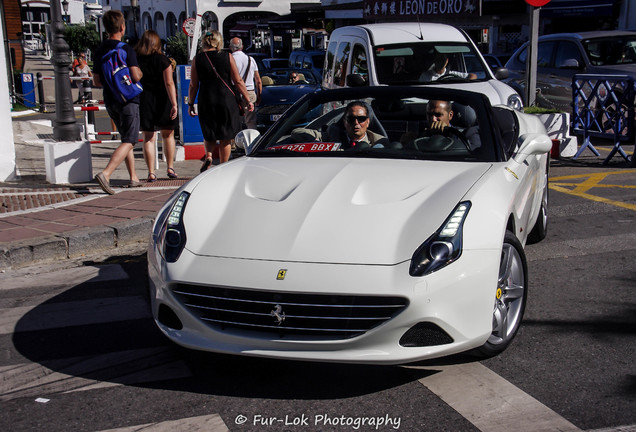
[549,169,636,211]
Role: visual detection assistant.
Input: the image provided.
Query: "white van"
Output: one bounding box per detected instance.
[323,23,522,110]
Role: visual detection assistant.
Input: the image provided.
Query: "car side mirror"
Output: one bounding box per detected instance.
[495,67,509,80]
[513,133,552,163]
[346,73,368,87]
[559,59,580,69]
[235,129,261,156]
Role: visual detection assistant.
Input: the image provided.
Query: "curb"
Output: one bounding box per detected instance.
[0,216,155,270]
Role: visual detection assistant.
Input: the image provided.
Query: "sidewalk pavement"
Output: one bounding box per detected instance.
[1,51,211,271]
[2,111,211,270]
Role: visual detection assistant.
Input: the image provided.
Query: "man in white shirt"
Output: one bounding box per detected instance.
[420,54,477,82]
[230,37,262,129]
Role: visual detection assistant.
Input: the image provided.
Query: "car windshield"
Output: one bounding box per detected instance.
[583,36,636,66]
[252,87,500,162]
[373,42,490,85]
[262,70,318,85]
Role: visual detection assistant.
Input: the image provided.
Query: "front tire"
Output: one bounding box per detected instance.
[474,231,528,358]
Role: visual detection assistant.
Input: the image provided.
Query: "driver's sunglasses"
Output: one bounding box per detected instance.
[290,74,298,79]
[346,115,369,124]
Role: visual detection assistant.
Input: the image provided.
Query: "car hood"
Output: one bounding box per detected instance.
[183,158,491,264]
[261,85,320,106]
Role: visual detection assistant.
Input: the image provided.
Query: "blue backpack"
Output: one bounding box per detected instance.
[101,42,143,103]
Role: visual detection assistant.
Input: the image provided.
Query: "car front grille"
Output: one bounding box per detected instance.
[171,284,408,340]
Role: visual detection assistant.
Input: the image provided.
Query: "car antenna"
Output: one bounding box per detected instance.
[416,15,424,40]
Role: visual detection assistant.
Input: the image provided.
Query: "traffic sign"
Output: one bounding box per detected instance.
[182,18,196,37]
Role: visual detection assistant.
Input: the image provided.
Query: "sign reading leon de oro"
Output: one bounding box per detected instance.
[182,18,196,37]
[364,0,481,20]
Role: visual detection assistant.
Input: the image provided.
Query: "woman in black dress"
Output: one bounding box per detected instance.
[188,30,253,169]
[136,30,179,181]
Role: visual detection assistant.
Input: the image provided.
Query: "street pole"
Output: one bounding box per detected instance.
[50,0,80,141]
[131,0,139,40]
[525,6,540,107]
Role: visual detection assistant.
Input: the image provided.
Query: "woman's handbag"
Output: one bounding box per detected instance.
[205,52,247,116]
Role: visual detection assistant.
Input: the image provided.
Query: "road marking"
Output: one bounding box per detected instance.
[414,362,581,432]
[550,170,636,212]
[94,414,229,432]
[0,347,191,402]
[0,263,129,291]
[0,296,150,335]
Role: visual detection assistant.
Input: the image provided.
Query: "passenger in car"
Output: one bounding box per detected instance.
[290,101,388,149]
[419,54,477,82]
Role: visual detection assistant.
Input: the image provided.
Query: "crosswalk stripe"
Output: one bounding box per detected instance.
[414,362,581,432]
[0,264,130,292]
[0,347,191,401]
[0,296,150,335]
[94,414,229,432]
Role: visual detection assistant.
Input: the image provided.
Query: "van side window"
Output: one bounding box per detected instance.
[324,42,338,84]
[351,44,368,81]
[333,42,351,87]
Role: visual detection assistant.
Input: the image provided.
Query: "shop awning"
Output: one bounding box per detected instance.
[540,0,616,17]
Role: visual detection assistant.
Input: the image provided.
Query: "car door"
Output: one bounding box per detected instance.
[546,41,586,109]
[533,41,558,108]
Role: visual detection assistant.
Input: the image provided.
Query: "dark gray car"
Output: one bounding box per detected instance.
[504,31,636,110]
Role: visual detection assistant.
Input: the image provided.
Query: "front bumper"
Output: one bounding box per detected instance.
[148,245,499,365]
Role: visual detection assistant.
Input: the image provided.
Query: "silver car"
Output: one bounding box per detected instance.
[504,31,636,110]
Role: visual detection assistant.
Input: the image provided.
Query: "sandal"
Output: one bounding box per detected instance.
[167,167,178,179]
[147,173,157,183]
[200,158,212,173]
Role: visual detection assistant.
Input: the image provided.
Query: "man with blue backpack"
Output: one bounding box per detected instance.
[92,9,143,194]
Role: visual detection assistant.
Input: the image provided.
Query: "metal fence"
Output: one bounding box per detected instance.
[572,74,634,164]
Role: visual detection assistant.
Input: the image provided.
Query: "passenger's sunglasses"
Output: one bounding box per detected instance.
[346,115,369,124]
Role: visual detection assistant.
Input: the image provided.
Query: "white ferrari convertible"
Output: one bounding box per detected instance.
[148,86,551,364]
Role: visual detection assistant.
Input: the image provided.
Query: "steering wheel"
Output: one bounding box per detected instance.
[441,126,471,151]
[412,127,470,152]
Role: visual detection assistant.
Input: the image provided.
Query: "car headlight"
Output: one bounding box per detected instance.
[507,93,524,111]
[156,191,190,263]
[409,202,471,277]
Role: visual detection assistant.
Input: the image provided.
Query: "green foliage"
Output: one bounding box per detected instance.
[166,33,188,65]
[524,106,564,114]
[63,22,100,55]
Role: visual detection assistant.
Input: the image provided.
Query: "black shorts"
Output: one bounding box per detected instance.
[106,102,140,145]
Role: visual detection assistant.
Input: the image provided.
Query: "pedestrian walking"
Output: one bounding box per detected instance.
[73,53,92,104]
[92,9,143,194]
[229,37,261,129]
[135,30,179,182]
[188,30,253,170]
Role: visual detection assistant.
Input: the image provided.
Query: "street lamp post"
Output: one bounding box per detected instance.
[50,0,80,141]
[131,0,139,39]
[62,0,69,24]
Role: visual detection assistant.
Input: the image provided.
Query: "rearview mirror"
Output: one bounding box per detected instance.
[513,133,552,163]
[495,67,509,80]
[235,129,261,156]
[346,74,368,87]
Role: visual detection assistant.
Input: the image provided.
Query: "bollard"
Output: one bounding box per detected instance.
[37,72,45,113]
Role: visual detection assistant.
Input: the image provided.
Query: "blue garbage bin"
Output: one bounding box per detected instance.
[176,65,203,143]
[20,73,36,108]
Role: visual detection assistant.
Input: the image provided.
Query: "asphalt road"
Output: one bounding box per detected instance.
[0,163,634,432]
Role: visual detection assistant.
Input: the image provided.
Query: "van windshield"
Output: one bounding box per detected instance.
[373,42,489,85]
